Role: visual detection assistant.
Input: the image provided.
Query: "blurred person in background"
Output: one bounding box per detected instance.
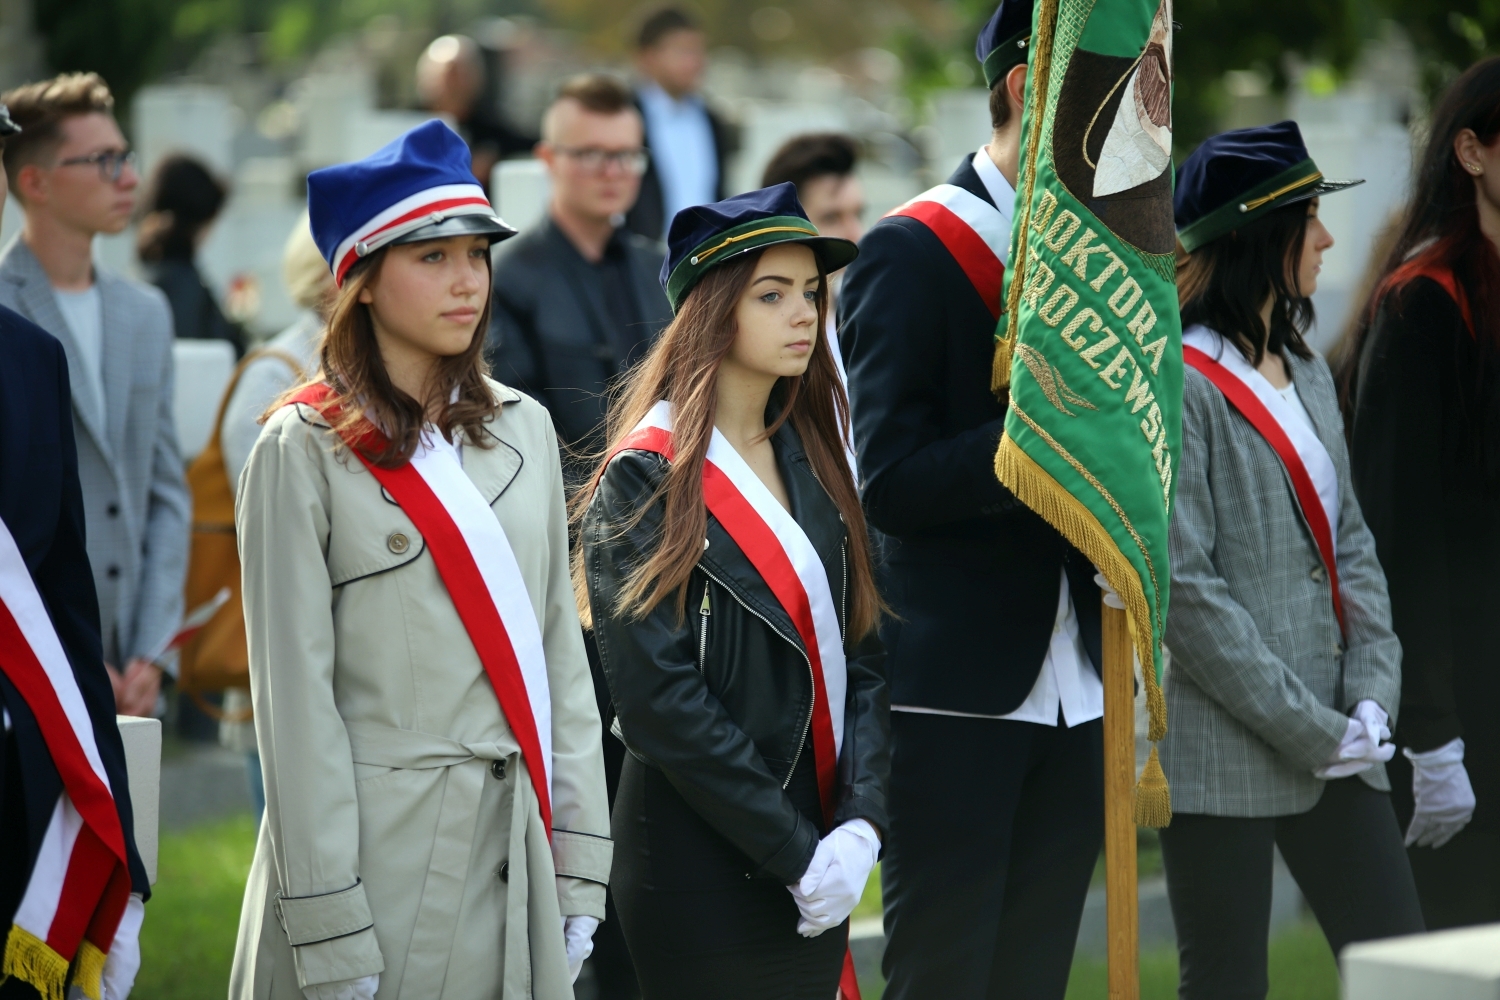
[488,72,672,474]
[1344,55,1500,929]
[761,133,865,395]
[625,7,736,241]
[0,72,189,720]
[203,213,332,824]
[417,33,535,190]
[137,152,245,357]
[487,72,672,999]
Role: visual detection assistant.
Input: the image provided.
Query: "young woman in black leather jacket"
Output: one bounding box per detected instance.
[575,186,890,999]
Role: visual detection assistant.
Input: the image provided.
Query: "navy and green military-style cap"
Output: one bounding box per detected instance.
[1175,120,1362,253]
[660,183,859,313]
[975,0,1033,90]
[0,104,19,137]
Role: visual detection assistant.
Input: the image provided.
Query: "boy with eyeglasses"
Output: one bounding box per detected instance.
[0,73,189,722]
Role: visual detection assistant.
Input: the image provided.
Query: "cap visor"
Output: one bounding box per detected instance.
[390,213,518,247]
[1281,177,1364,209]
[717,234,860,274]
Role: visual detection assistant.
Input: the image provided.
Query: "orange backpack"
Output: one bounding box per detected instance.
[178,349,305,718]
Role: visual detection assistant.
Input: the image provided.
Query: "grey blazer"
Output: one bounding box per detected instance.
[1162,337,1402,817]
[0,237,189,672]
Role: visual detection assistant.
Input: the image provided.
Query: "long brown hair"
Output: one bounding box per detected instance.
[269,245,500,466]
[1339,56,1500,416]
[572,247,883,640]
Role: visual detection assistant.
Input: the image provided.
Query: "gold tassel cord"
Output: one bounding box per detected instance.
[3,925,70,1000]
[994,0,1062,395]
[73,939,106,1000]
[995,434,1171,826]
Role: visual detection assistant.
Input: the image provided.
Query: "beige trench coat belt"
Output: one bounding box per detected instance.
[343,720,556,996]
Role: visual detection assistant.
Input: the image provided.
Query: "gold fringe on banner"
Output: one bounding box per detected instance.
[995,432,1171,827]
[2,925,70,1000]
[993,0,1062,395]
[73,939,107,1000]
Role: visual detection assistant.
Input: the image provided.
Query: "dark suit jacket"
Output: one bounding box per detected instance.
[624,93,737,242]
[0,306,149,932]
[486,218,673,456]
[837,156,1102,716]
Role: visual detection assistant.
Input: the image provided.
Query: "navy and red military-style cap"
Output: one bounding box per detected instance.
[975,0,1033,90]
[660,182,859,313]
[307,119,516,285]
[1175,120,1363,253]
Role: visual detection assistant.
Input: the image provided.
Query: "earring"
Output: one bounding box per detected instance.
[1470,162,1483,174]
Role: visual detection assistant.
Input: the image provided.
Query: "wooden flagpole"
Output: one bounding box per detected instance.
[1102,600,1139,1000]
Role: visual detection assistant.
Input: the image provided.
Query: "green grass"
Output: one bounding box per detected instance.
[135,814,259,999]
[134,816,1339,1000]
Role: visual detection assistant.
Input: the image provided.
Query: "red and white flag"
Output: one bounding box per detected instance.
[0,515,134,1000]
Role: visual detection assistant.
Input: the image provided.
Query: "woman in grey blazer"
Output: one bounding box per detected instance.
[1161,122,1423,999]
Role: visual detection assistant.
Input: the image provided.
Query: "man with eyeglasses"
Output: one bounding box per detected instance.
[487,71,671,474]
[0,73,189,724]
[486,71,671,1000]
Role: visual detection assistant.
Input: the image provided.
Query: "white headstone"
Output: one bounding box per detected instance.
[930,89,992,177]
[1343,924,1500,999]
[116,716,160,885]
[132,85,237,180]
[729,100,851,195]
[492,158,550,234]
[172,340,237,460]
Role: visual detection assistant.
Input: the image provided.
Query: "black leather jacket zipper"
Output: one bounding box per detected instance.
[698,580,711,669]
[700,564,814,791]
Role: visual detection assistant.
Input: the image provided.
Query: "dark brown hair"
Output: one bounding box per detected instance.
[137,154,228,262]
[269,245,500,467]
[1339,56,1500,413]
[1176,200,1315,366]
[1,73,114,196]
[555,73,636,116]
[572,246,884,640]
[761,133,858,190]
[637,6,700,49]
[989,78,1014,132]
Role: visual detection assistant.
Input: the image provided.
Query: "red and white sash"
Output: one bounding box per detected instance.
[289,385,555,830]
[1181,326,1345,633]
[0,515,133,1000]
[887,182,1010,319]
[614,401,861,997]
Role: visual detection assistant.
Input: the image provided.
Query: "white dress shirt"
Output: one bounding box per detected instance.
[971,146,1017,232]
[888,148,1103,728]
[637,82,718,222]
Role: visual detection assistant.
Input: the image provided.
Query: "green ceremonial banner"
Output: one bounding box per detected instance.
[993,0,1182,824]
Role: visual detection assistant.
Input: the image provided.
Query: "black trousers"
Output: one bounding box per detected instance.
[1160,777,1425,1000]
[881,712,1103,1000]
[611,756,846,1000]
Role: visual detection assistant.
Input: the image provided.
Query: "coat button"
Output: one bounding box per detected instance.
[491,759,506,780]
[387,532,410,554]
[106,565,120,579]
[1310,566,1326,582]
[497,861,509,882]
[106,503,119,517]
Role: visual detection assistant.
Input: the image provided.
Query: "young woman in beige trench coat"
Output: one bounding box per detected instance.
[227,121,612,1000]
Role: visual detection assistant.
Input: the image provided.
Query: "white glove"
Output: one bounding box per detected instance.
[301,974,379,1000]
[560,914,599,984]
[1314,699,1395,779]
[1404,737,1477,849]
[101,893,145,1000]
[787,819,880,938]
[1093,571,1125,610]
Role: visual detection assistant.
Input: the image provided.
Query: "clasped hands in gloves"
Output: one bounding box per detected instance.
[788,819,881,938]
[1315,700,1395,780]
[1404,737,1476,849]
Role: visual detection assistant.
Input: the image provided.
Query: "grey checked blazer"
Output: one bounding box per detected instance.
[1162,337,1401,817]
[0,237,189,672]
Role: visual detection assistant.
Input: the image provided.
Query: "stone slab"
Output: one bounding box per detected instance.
[1343,924,1500,1000]
[116,716,161,884]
